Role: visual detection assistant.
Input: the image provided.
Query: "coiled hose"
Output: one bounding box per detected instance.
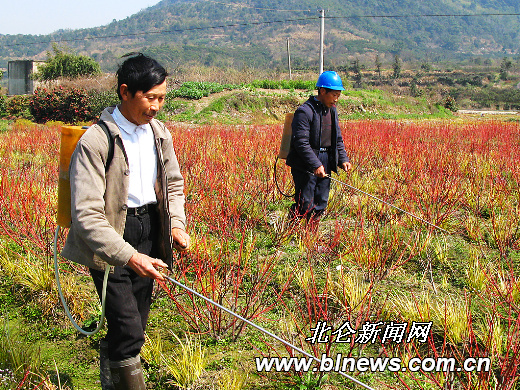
[53,226,109,336]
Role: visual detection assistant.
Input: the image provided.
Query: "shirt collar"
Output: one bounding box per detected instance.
[112,105,146,135]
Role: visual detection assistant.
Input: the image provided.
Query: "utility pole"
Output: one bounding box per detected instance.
[287,38,292,80]
[319,8,324,75]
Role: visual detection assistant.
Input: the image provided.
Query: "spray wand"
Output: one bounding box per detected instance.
[161,273,377,390]
[324,172,450,234]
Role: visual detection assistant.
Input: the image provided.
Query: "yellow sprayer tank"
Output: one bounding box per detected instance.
[57,126,87,228]
[278,113,293,159]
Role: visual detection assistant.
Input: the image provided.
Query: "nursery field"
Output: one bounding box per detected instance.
[0,117,519,390]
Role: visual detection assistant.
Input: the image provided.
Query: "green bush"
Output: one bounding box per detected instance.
[0,94,6,117]
[5,95,32,120]
[87,90,119,118]
[248,79,315,90]
[30,86,92,124]
[34,44,101,81]
[169,81,237,100]
[443,95,458,112]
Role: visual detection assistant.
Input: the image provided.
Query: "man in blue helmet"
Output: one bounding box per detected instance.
[286,71,351,226]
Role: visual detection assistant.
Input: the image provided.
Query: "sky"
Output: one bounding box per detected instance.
[0,0,161,35]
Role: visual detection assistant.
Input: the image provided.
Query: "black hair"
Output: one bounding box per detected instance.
[116,53,168,99]
[317,87,335,94]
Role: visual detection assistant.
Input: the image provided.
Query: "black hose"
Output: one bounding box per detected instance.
[273,156,294,198]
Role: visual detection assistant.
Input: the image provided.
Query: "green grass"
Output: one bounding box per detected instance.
[338,89,455,120]
[168,81,240,100]
[0,120,9,133]
[160,84,454,124]
[247,79,315,90]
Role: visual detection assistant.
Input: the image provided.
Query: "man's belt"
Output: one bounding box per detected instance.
[319,147,331,152]
[127,204,150,216]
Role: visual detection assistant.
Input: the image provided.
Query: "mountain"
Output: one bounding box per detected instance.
[1,0,520,71]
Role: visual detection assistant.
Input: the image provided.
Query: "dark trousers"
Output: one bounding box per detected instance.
[90,208,157,362]
[290,150,331,220]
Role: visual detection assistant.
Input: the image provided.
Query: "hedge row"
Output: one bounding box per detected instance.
[0,86,119,124]
[168,81,239,100]
[0,79,313,123]
[31,86,120,123]
[248,79,315,90]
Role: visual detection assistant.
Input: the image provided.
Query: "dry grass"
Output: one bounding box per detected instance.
[168,65,317,86]
[142,331,208,389]
[39,74,116,92]
[388,293,470,344]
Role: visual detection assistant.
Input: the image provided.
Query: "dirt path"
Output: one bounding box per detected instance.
[192,89,237,114]
[458,109,519,116]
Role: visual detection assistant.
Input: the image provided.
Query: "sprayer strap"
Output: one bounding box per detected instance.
[97,120,114,169]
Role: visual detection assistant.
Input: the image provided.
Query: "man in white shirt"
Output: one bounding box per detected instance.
[62,54,189,390]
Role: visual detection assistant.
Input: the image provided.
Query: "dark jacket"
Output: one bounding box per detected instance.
[286,97,349,173]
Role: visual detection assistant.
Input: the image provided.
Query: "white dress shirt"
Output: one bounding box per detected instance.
[112,106,157,208]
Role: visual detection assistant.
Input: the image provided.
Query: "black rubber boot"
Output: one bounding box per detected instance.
[109,355,146,390]
[99,340,114,390]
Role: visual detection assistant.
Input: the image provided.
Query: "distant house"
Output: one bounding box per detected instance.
[7,60,44,95]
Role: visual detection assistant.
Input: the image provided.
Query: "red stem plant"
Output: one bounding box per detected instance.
[384,261,520,390]
[160,227,291,341]
[332,120,470,231]
[1,118,520,389]
[157,124,292,340]
[0,122,60,256]
[255,250,378,388]
[169,124,281,233]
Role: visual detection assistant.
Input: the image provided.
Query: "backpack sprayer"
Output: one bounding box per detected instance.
[54,125,110,336]
[274,113,449,234]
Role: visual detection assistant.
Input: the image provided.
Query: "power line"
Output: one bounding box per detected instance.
[4,12,520,48]
[327,12,520,20]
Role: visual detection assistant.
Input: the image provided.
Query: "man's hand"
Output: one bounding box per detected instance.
[341,161,352,171]
[314,165,327,178]
[127,252,167,281]
[172,228,190,252]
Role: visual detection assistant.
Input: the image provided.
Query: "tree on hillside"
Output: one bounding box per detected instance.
[351,58,363,88]
[500,57,513,81]
[392,55,402,79]
[34,44,101,81]
[375,55,382,79]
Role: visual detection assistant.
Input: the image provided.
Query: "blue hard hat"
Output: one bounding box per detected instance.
[316,71,344,91]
